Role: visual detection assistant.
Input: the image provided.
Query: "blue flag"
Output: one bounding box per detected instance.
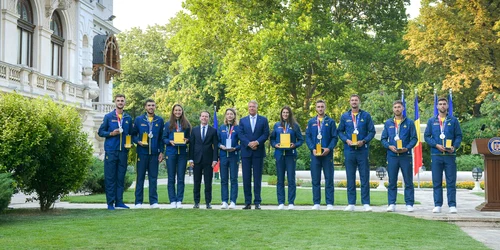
[401,89,407,118]
[213,106,218,129]
[433,89,438,117]
[448,90,453,117]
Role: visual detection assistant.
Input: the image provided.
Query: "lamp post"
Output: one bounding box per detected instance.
[472,167,483,192]
[376,167,387,191]
[417,165,426,189]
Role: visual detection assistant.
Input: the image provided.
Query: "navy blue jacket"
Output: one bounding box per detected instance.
[305,115,338,157]
[98,109,133,152]
[162,121,191,156]
[338,109,376,152]
[270,122,304,158]
[424,115,462,155]
[238,115,270,158]
[133,114,164,155]
[381,117,418,157]
[218,124,241,159]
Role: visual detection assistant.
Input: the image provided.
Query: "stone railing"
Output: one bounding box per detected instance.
[92,102,115,113]
[0,61,91,109]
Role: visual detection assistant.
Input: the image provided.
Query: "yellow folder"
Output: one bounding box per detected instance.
[174,132,185,144]
[280,134,291,148]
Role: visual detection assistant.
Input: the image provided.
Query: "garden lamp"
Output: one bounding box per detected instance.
[376,166,387,190]
[472,167,483,192]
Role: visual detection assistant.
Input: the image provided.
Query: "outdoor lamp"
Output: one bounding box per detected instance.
[421,165,426,172]
[376,167,387,180]
[376,167,387,190]
[472,167,483,181]
[472,167,483,192]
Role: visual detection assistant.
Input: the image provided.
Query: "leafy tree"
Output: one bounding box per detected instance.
[0,94,93,211]
[403,0,500,104]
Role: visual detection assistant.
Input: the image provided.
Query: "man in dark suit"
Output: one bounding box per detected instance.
[238,100,270,209]
[189,111,218,209]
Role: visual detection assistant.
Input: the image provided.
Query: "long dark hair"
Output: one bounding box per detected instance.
[280,106,298,131]
[168,104,191,131]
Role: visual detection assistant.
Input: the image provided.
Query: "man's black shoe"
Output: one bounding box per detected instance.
[206,203,212,209]
[255,204,261,210]
[242,204,251,210]
[193,203,200,209]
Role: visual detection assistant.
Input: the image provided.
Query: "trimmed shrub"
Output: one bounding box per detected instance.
[456,155,484,171]
[78,157,134,194]
[0,173,14,212]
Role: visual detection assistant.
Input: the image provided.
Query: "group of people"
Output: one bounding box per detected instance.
[98,94,462,214]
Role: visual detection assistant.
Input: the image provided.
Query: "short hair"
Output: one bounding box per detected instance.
[437,98,448,103]
[315,100,326,107]
[350,94,360,100]
[114,94,125,100]
[200,111,210,117]
[144,98,155,106]
[248,100,258,108]
[393,100,404,106]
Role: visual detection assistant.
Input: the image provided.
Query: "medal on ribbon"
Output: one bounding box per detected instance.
[116,110,123,134]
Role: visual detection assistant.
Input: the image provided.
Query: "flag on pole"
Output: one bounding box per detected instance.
[213,106,218,129]
[448,89,453,117]
[433,88,438,117]
[413,90,423,175]
[401,89,407,118]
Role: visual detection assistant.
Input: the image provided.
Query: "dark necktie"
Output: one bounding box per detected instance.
[202,126,206,141]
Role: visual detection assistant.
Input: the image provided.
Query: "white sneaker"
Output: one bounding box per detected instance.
[363,204,372,212]
[170,202,177,209]
[326,204,334,210]
[278,204,285,210]
[221,202,228,209]
[406,205,414,212]
[432,206,441,213]
[150,203,160,209]
[449,206,458,214]
[176,201,183,209]
[134,204,142,209]
[288,204,295,210]
[311,204,320,210]
[229,202,236,209]
[386,204,395,212]
[344,205,355,211]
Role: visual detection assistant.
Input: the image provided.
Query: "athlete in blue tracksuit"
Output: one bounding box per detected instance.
[305,100,338,209]
[162,104,191,208]
[132,99,164,208]
[98,94,133,210]
[270,106,304,209]
[381,100,418,211]
[424,97,462,213]
[338,94,376,211]
[218,108,241,209]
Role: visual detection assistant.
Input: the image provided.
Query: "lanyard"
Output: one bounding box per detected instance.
[283,122,288,133]
[351,112,360,132]
[147,116,154,137]
[176,120,181,132]
[439,116,447,135]
[115,110,123,130]
[227,124,234,139]
[317,117,324,136]
[394,118,400,137]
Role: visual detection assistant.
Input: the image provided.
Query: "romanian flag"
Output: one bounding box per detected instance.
[413,91,423,175]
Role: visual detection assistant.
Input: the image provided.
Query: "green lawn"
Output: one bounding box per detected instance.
[473,192,485,197]
[62,184,407,206]
[0,209,486,249]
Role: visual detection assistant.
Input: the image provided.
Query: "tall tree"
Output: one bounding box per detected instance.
[403,0,500,104]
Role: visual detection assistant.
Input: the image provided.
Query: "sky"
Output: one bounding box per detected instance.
[113,0,421,31]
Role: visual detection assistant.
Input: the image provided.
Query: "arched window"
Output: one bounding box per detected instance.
[50,11,64,76]
[17,0,34,66]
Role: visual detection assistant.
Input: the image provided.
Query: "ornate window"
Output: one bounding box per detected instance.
[17,0,34,66]
[50,11,64,76]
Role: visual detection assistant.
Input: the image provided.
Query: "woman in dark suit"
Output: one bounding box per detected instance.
[270,106,304,210]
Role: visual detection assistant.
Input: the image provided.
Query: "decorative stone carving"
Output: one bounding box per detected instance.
[45,0,73,17]
[82,66,99,99]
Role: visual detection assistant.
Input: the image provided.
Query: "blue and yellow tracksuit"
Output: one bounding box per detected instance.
[338,109,375,205]
[305,115,338,205]
[97,109,133,206]
[424,115,462,207]
[270,122,304,205]
[132,114,164,205]
[381,117,417,206]
[218,124,241,204]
